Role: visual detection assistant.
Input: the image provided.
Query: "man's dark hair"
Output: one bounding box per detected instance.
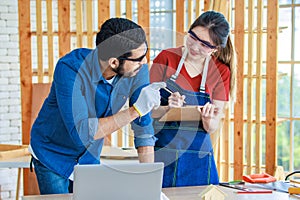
[96,18,147,61]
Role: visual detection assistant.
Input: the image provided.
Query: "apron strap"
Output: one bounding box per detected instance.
[199,56,210,93]
[170,48,188,81]
[170,47,211,94]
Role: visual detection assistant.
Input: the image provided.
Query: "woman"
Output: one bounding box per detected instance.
[150,11,236,187]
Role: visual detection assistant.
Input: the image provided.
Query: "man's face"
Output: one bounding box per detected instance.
[114,43,148,77]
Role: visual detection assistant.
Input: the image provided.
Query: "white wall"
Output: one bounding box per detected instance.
[0,0,22,199]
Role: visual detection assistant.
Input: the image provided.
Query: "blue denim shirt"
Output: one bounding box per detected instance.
[30,48,156,178]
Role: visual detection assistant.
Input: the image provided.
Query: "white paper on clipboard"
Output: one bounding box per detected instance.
[158,106,202,122]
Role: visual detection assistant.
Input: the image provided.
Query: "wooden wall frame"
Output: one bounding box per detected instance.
[17,0,281,194]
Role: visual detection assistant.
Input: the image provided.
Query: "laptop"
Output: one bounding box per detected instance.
[73,162,164,200]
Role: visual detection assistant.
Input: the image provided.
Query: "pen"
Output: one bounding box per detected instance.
[162,87,173,94]
[162,87,186,104]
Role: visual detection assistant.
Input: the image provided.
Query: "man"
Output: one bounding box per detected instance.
[30,18,165,194]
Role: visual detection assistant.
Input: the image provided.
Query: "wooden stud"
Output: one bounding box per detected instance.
[220,0,229,20]
[234,0,245,180]
[36,0,43,83]
[246,0,254,175]
[129,126,134,147]
[176,0,185,47]
[195,0,201,17]
[204,0,211,11]
[19,0,32,150]
[76,0,83,47]
[86,0,93,48]
[224,108,231,181]
[19,0,34,195]
[187,0,193,28]
[214,0,221,11]
[126,0,132,20]
[266,0,279,175]
[46,0,54,82]
[117,129,123,148]
[58,0,70,58]
[98,0,110,143]
[98,0,110,30]
[115,0,121,17]
[137,0,150,61]
[255,0,264,174]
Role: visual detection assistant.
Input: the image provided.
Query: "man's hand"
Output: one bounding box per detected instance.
[133,82,166,116]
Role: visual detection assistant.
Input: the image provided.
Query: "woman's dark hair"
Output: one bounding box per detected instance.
[190,11,237,101]
[96,18,146,61]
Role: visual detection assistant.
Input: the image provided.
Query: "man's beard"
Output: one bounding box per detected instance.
[112,63,142,77]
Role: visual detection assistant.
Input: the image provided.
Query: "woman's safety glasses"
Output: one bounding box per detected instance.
[188,29,217,50]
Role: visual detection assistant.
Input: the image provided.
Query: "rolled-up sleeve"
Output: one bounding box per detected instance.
[128,64,157,148]
[131,120,157,147]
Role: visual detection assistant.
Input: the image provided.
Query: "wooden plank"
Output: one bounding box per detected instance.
[129,126,134,147]
[246,0,254,176]
[86,0,93,48]
[99,0,111,145]
[187,0,193,27]
[233,0,245,180]
[137,0,150,61]
[46,0,54,82]
[255,0,263,174]
[117,129,123,147]
[115,0,121,17]
[0,144,29,160]
[213,130,221,179]
[176,0,185,47]
[58,0,70,58]
[76,0,83,47]
[195,0,200,18]
[18,0,32,148]
[220,0,229,20]
[98,0,110,30]
[204,0,211,11]
[18,0,35,196]
[224,108,231,181]
[126,0,132,19]
[36,0,43,83]
[266,0,278,175]
[137,0,150,34]
[214,0,221,11]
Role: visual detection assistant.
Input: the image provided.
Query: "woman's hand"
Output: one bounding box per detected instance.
[168,92,186,108]
[197,101,224,133]
[198,102,220,119]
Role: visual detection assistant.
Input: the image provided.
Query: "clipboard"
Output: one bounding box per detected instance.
[158,106,201,122]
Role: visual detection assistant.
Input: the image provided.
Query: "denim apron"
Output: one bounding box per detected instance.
[154,49,219,187]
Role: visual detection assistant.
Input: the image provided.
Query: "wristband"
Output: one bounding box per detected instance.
[133,104,143,117]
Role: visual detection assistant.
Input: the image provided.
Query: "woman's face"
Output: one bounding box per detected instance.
[186,26,217,58]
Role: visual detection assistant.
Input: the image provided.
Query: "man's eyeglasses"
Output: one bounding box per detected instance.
[118,48,148,62]
[188,30,217,50]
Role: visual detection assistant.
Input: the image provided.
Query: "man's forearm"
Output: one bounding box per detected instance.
[137,146,154,163]
[94,107,139,140]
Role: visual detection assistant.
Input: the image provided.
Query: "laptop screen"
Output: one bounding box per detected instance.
[73,162,164,200]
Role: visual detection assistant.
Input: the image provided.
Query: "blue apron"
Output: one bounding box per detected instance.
[154,49,219,187]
